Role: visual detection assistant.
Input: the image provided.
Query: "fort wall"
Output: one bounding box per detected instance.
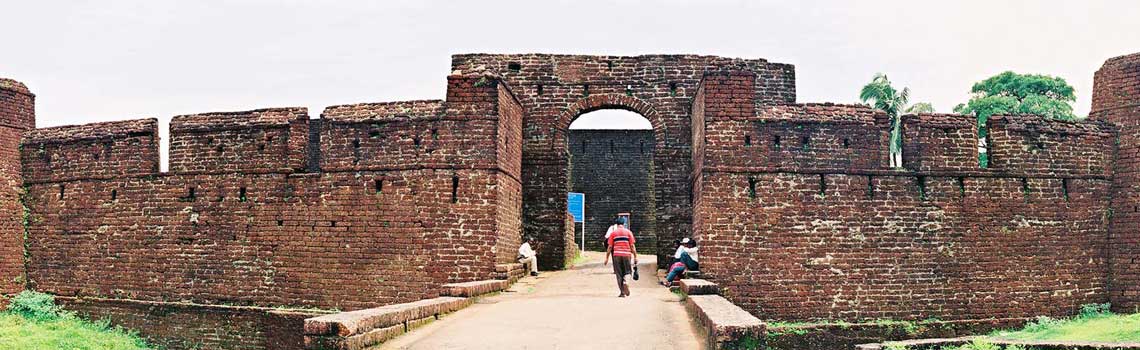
[692,71,1117,321]
[16,75,523,349]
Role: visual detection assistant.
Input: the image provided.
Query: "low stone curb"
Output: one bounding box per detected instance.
[441,280,510,297]
[684,295,765,350]
[679,279,719,295]
[303,296,472,350]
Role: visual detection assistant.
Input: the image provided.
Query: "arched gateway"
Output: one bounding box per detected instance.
[450,54,796,268]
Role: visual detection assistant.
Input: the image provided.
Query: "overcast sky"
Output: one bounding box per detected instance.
[5,1,1138,134]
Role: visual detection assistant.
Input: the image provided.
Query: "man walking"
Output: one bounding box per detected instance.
[518,236,538,277]
[603,218,637,297]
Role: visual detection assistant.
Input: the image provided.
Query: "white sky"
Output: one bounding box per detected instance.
[5,0,1138,135]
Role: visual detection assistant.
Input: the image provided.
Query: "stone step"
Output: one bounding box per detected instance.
[303,296,471,350]
[441,280,510,297]
[679,279,719,295]
[684,295,765,350]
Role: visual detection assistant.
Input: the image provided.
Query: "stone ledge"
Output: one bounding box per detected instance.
[303,296,470,337]
[441,279,510,297]
[495,263,526,282]
[679,279,719,295]
[684,295,765,350]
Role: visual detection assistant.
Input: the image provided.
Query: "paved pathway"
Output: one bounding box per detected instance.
[380,252,704,350]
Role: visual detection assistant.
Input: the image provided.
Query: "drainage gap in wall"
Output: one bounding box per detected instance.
[451,175,460,203]
[508,62,521,72]
[1062,178,1070,202]
[1021,177,1030,197]
[583,84,590,96]
[537,84,544,95]
[239,187,248,202]
[843,138,850,149]
[276,219,284,226]
[185,187,196,201]
[747,176,757,199]
[818,174,827,196]
[744,134,751,146]
[669,82,678,96]
[866,176,875,199]
[606,61,614,70]
[801,135,811,150]
[625,85,633,96]
[916,176,927,201]
[956,177,966,197]
[773,135,781,149]
[58,184,65,200]
[352,138,361,164]
[375,179,384,194]
[111,189,117,201]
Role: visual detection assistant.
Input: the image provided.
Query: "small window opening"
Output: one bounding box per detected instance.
[956,177,966,197]
[866,176,875,199]
[239,187,248,202]
[747,176,757,199]
[187,187,196,201]
[537,84,544,95]
[1062,178,1070,201]
[1021,177,1030,196]
[331,221,337,227]
[669,82,678,96]
[111,189,117,201]
[773,135,781,148]
[583,84,590,96]
[744,134,752,146]
[375,179,384,194]
[276,219,284,226]
[843,138,850,149]
[58,184,66,199]
[917,176,927,201]
[818,174,827,196]
[507,62,521,72]
[451,175,460,203]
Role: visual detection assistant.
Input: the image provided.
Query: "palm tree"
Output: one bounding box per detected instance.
[859,74,933,168]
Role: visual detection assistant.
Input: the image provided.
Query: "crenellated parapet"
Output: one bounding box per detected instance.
[170,108,309,174]
[21,118,159,184]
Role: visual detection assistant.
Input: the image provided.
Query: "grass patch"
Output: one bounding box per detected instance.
[570,252,591,267]
[991,303,1140,343]
[0,291,152,350]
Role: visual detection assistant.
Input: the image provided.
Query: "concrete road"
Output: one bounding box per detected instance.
[379,252,704,350]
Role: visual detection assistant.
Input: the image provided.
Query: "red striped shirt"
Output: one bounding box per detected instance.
[607,227,635,257]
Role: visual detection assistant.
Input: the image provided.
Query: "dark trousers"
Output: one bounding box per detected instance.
[612,255,632,289]
[679,251,699,271]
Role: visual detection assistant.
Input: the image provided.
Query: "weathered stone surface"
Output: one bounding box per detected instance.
[679,279,718,295]
[685,295,764,350]
[440,280,510,297]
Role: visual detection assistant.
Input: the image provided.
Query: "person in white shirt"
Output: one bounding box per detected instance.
[674,238,699,271]
[603,216,628,247]
[518,236,538,276]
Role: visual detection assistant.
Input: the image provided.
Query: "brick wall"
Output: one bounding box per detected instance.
[0,79,33,297]
[693,71,1117,321]
[1092,52,1140,312]
[18,74,522,349]
[451,54,795,269]
[568,129,656,252]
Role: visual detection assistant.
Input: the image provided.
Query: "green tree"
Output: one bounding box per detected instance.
[953,71,1078,167]
[860,73,934,168]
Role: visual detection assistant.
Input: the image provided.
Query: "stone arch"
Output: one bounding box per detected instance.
[557,93,667,259]
[557,94,667,147]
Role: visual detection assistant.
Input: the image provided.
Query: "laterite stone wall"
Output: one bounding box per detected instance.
[0,79,33,298]
[568,129,656,252]
[692,70,1118,322]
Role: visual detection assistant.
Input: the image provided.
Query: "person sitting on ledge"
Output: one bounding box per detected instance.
[518,236,539,277]
[675,237,699,271]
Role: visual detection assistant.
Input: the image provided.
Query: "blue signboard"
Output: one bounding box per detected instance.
[567,192,585,223]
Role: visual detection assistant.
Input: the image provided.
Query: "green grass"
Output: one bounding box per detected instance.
[0,291,152,350]
[992,307,1140,343]
[0,313,151,350]
[570,252,591,267]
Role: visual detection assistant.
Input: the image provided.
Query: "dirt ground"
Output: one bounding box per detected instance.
[379,251,705,350]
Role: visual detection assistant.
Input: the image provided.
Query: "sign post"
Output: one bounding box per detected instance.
[567,192,585,252]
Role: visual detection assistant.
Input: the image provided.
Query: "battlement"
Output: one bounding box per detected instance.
[170,108,309,174]
[21,118,159,183]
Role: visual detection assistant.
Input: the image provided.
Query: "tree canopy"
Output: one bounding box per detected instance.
[953,71,1078,121]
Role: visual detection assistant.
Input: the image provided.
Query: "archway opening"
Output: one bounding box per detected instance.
[567,109,657,254]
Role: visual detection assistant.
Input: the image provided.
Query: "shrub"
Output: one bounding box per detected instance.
[1078,303,1111,319]
[6,290,68,321]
